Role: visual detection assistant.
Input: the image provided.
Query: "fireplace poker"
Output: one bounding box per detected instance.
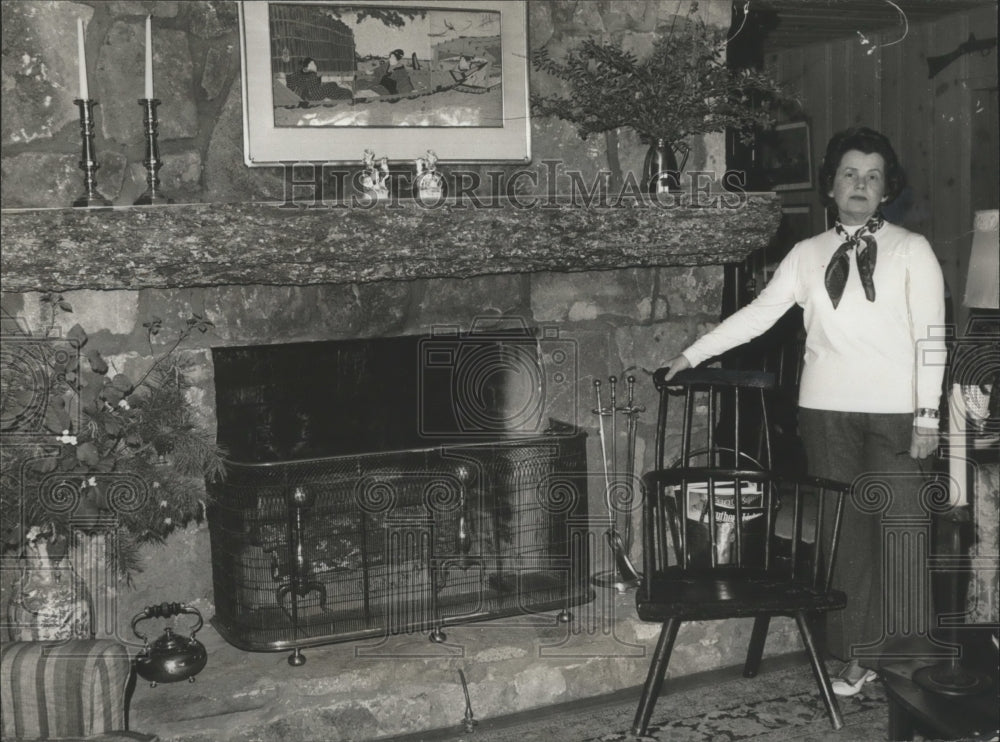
[609,375,618,509]
[592,379,641,592]
[593,380,612,509]
[622,375,642,553]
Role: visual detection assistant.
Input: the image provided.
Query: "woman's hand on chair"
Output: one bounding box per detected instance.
[662,355,691,382]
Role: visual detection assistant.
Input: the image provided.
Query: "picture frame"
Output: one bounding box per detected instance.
[238,0,530,166]
[757,121,812,191]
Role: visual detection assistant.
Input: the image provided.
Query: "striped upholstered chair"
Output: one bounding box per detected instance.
[0,640,158,741]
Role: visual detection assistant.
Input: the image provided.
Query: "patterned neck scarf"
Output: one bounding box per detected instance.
[825,211,884,309]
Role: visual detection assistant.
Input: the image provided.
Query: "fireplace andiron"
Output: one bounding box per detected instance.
[132,602,208,686]
[279,486,328,666]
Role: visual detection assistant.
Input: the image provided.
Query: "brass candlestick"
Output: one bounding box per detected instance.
[72,99,112,208]
[134,98,172,205]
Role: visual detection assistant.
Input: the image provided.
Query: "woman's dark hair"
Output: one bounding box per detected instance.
[817,126,906,206]
[300,57,315,71]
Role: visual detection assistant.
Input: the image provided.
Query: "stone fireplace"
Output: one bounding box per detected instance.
[0,194,812,740]
[0,195,816,741]
[0,3,803,737]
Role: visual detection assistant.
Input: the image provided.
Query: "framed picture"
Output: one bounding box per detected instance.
[239,1,530,166]
[757,121,812,191]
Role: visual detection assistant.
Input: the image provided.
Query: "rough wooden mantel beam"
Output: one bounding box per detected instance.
[1,195,781,292]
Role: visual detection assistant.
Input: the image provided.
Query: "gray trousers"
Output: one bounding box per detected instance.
[798,408,933,666]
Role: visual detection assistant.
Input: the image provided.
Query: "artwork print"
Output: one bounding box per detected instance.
[757,121,812,191]
[270,4,503,128]
[239,2,530,165]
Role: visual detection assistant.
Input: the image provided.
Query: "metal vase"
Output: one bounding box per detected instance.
[642,138,683,194]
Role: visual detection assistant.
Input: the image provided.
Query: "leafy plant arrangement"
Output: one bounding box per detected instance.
[0,294,226,579]
[530,18,790,147]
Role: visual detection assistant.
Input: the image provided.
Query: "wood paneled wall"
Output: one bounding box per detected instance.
[766,3,998,333]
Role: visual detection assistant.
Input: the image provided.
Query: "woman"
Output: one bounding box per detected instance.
[286,58,352,102]
[376,49,413,96]
[663,127,946,695]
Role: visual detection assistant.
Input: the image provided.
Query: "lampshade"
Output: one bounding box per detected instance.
[963,209,1000,309]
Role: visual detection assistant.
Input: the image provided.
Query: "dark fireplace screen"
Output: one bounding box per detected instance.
[207,329,592,653]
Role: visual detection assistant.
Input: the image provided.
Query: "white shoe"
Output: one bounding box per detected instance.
[831,668,877,696]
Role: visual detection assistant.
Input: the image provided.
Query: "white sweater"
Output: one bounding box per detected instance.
[682,222,947,415]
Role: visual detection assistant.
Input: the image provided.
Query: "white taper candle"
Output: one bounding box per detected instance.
[77,17,89,100]
[144,15,154,99]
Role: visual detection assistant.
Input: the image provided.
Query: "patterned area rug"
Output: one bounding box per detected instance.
[594,671,886,742]
[396,663,889,742]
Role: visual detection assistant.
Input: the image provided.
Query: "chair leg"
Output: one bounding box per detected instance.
[743,615,771,678]
[794,610,843,730]
[631,618,680,736]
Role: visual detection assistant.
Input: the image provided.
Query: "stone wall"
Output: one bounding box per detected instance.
[1,0,732,207]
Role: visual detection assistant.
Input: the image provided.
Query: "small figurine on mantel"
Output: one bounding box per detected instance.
[413,149,446,201]
[360,148,390,199]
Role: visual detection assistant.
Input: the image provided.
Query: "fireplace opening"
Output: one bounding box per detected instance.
[206,322,593,655]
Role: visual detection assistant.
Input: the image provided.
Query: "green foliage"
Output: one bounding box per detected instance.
[0,295,226,580]
[531,20,792,145]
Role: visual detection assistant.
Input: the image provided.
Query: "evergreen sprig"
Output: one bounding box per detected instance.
[531,20,792,145]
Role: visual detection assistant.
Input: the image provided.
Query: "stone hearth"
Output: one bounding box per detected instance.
[127,585,804,742]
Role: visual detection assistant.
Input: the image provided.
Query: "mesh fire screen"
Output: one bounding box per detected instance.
[207,433,591,650]
[208,329,592,652]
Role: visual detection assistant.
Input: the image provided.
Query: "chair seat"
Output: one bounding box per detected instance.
[636,567,847,621]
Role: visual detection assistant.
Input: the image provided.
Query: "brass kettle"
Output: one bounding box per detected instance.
[132,602,207,686]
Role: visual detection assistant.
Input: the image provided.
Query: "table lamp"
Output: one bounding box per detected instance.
[957,209,1000,445]
[963,209,1000,312]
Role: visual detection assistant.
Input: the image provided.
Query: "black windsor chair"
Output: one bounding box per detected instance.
[630,367,851,736]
